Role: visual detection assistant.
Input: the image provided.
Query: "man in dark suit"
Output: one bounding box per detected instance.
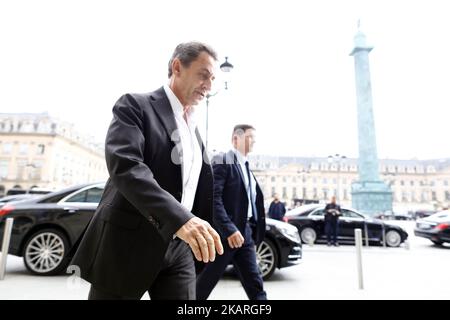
[268,193,286,221]
[69,42,223,300]
[196,124,267,300]
[324,196,341,246]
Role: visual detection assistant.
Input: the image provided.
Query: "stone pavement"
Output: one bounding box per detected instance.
[1,221,449,300]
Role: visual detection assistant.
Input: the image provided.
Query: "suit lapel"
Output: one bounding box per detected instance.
[228,150,246,188]
[148,87,183,164]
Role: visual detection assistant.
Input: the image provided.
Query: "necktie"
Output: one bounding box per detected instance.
[245,161,257,221]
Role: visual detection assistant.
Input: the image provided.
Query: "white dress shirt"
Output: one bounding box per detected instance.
[232,148,257,219]
[164,85,202,212]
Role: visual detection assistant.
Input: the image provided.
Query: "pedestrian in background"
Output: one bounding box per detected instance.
[268,193,286,221]
[324,196,341,246]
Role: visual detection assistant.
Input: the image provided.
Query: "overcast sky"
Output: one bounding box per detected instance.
[1,0,449,160]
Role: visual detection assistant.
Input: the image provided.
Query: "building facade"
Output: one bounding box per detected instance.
[250,155,450,214]
[0,113,108,196]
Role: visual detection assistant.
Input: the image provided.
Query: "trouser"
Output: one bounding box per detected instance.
[325,220,339,244]
[196,223,267,300]
[88,237,196,300]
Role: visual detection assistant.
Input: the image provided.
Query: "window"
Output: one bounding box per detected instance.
[0,160,8,178]
[421,192,427,202]
[311,209,325,216]
[271,177,276,182]
[341,209,363,219]
[86,187,104,203]
[2,143,12,154]
[292,187,297,198]
[322,188,328,200]
[445,191,450,201]
[16,160,27,180]
[444,180,449,187]
[282,187,287,198]
[323,178,327,184]
[29,161,43,180]
[271,187,276,196]
[65,190,88,202]
[37,144,45,155]
[19,144,28,155]
[431,191,437,201]
[410,181,414,186]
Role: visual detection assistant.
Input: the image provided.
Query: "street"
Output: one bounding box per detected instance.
[1,221,449,300]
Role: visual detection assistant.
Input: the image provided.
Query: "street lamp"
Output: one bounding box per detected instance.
[205,56,234,150]
[328,154,347,203]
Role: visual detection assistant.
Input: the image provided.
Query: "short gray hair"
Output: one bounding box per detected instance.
[168,42,218,78]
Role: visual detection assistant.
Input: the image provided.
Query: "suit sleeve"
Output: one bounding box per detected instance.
[105,94,194,244]
[212,157,239,239]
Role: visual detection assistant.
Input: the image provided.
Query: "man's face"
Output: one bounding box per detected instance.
[234,129,256,156]
[172,52,216,107]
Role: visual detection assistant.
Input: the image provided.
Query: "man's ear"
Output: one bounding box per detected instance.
[172,58,181,76]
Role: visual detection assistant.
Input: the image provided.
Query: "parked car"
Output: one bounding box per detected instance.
[257,218,302,279]
[6,187,53,196]
[0,194,38,207]
[0,182,301,278]
[414,210,450,246]
[374,211,413,221]
[283,204,408,247]
[413,210,436,220]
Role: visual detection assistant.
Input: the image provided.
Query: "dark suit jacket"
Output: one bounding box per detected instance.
[69,87,213,297]
[211,150,266,246]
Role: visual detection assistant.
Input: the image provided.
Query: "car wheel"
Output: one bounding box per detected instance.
[256,239,278,280]
[385,230,402,247]
[23,228,70,275]
[431,240,443,246]
[300,227,317,244]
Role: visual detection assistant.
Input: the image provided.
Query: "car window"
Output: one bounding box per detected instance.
[86,187,104,203]
[65,190,88,203]
[39,191,75,203]
[311,209,325,216]
[341,209,363,219]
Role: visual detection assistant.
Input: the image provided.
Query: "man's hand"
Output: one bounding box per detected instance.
[175,217,224,263]
[227,231,245,249]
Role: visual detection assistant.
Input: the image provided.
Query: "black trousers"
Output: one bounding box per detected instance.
[196,223,267,300]
[88,238,196,300]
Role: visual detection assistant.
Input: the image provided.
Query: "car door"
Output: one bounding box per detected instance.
[57,185,104,241]
[308,208,326,239]
[339,209,365,240]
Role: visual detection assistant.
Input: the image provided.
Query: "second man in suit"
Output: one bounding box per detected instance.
[196,124,267,300]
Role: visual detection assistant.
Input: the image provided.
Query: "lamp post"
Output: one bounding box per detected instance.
[205,57,234,150]
[328,154,347,203]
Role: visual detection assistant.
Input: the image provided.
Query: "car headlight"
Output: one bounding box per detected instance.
[279,224,301,244]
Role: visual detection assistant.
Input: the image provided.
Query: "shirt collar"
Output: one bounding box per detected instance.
[232,148,248,165]
[163,84,197,125]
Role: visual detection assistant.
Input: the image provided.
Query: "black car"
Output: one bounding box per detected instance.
[0,183,301,279]
[414,210,450,246]
[284,204,408,247]
[0,194,38,207]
